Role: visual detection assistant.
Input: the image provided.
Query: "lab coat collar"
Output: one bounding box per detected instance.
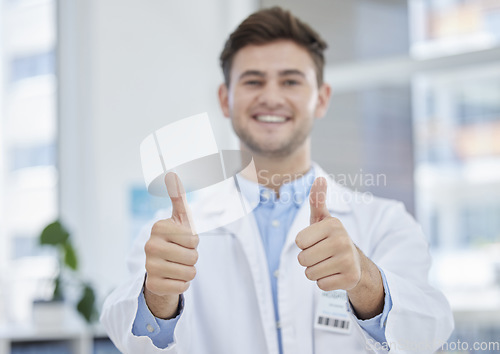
[237,166,315,210]
[192,162,352,236]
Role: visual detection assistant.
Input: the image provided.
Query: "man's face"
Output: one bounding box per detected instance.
[219,40,331,158]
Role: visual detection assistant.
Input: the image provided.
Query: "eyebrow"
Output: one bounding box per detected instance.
[238,70,266,80]
[238,69,306,81]
[279,69,305,78]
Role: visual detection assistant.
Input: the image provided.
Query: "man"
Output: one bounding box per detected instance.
[101,7,453,353]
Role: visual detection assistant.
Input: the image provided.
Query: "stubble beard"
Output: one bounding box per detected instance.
[231,118,313,159]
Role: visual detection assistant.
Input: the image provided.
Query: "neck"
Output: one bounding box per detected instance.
[240,140,311,195]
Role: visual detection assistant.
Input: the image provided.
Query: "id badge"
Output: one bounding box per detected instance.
[314,290,352,334]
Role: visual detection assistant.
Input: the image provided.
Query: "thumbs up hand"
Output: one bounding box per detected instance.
[295,177,362,292]
[295,177,385,319]
[144,172,199,319]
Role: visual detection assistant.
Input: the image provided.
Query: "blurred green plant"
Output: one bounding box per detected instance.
[40,220,97,323]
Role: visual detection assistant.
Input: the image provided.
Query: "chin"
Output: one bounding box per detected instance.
[251,145,296,159]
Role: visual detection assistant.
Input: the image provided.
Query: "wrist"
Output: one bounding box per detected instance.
[347,250,384,320]
[144,286,181,319]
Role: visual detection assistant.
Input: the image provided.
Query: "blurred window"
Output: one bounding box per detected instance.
[410,1,500,348]
[10,50,55,82]
[0,0,58,324]
[413,63,500,346]
[411,0,500,58]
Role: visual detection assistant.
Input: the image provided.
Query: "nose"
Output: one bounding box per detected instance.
[256,81,285,108]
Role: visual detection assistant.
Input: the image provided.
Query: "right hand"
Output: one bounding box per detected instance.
[144,172,199,319]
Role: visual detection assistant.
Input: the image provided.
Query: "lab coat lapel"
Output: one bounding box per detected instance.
[217,212,281,354]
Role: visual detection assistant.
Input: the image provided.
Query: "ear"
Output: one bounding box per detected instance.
[314,83,331,119]
[218,83,231,118]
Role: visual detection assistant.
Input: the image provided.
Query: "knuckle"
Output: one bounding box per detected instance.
[150,221,163,235]
[170,282,182,294]
[178,281,190,293]
[297,252,306,266]
[190,250,199,265]
[145,259,159,274]
[145,259,153,272]
[189,235,200,248]
[325,217,339,229]
[144,240,152,254]
[333,236,347,250]
[316,279,327,291]
[163,279,178,294]
[340,237,352,250]
[182,224,194,235]
[317,279,331,292]
[295,233,305,249]
[144,239,157,255]
[305,268,314,280]
[331,216,341,224]
[187,266,197,280]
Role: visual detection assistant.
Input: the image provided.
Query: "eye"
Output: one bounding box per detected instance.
[243,80,263,87]
[283,79,300,86]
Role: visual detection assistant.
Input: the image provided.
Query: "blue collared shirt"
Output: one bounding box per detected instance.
[133,167,392,349]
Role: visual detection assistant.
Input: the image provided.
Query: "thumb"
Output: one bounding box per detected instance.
[165,172,195,231]
[309,177,330,224]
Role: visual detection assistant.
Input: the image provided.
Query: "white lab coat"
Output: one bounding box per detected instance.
[101,164,454,354]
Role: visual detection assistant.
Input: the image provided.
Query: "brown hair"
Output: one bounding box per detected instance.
[220,7,328,87]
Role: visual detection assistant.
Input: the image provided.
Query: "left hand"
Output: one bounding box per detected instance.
[295,177,362,292]
[296,177,385,319]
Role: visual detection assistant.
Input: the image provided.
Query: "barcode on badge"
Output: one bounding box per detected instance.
[317,316,350,330]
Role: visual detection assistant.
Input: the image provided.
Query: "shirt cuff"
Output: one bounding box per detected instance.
[132,289,184,349]
[348,267,392,344]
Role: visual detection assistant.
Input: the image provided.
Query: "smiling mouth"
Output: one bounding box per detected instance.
[253,115,289,123]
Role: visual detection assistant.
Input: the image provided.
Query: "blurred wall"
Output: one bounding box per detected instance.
[263,0,414,211]
[58,0,257,299]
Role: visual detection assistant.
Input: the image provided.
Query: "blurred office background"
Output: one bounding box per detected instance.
[0,0,499,353]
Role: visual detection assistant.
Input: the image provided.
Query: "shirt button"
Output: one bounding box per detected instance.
[262,190,270,200]
[295,196,303,204]
[276,321,281,329]
[273,270,279,278]
[146,324,155,333]
[271,220,280,227]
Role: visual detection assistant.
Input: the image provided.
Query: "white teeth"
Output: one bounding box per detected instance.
[255,115,287,123]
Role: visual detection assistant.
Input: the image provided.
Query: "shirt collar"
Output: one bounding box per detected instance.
[237,167,315,209]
